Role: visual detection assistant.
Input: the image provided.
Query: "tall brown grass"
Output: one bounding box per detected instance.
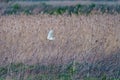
[0,14,120,66]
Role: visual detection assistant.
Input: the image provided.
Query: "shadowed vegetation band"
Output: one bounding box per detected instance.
[1,3,120,15]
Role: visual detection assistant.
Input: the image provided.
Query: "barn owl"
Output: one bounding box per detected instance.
[47,29,55,40]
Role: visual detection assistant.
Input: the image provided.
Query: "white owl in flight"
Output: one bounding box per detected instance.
[47,29,55,40]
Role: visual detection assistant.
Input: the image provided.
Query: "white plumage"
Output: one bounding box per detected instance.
[47,29,55,40]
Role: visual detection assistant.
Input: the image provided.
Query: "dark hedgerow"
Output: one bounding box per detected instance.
[73,4,83,15]
[2,3,120,15]
[99,4,108,14]
[23,9,32,15]
[12,3,21,10]
[3,3,21,15]
[88,3,96,12]
[115,5,120,14]
[46,7,67,15]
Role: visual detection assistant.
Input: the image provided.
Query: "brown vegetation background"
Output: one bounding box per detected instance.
[0,14,120,66]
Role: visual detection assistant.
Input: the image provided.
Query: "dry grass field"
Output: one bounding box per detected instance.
[0,14,120,79]
[0,14,120,64]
